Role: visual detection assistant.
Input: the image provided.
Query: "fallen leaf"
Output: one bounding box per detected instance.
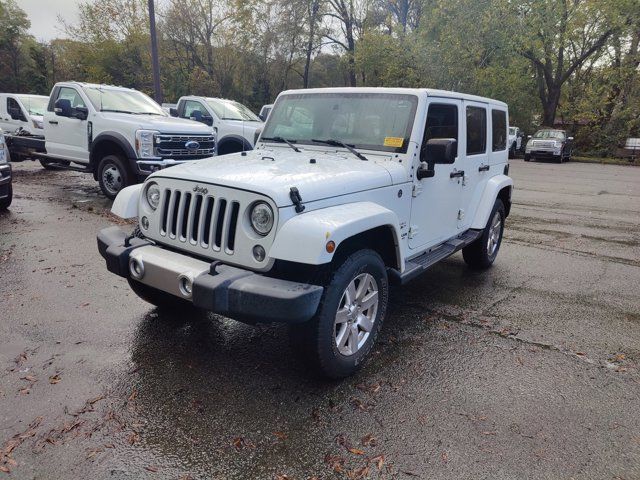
[347,447,365,456]
[324,453,345,473]
[275,475,292,480]
[273,431,288,440]
[21,375,37,382]
[145,465,158,473]
[361,434,377,446]
[49,374,62,384]
[128,388,137,402]
[127,432,140,445]
[19,387,30,395]
[371,454,385,471]
[441,451,449,463]
[347,465,369,479]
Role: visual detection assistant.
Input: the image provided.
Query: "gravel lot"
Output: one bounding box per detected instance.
[1,159,639,479]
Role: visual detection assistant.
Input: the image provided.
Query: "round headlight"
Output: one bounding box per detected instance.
[250,202,274,236]
[146,183,161,210]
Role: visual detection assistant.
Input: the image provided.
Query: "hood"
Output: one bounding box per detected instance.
[222,119,263,132]
[98,112,212,134]
[151,148,407,207]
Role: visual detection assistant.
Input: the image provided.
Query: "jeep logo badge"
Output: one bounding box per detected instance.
[193,185,208,195]
[185,140,200,150]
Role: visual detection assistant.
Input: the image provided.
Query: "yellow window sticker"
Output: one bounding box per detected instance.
[384,137,404,148]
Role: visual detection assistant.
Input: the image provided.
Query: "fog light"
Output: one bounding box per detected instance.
[178,274,193,298]
[141,216,149,230]
[129,257,145,280]
[252,245,266,262]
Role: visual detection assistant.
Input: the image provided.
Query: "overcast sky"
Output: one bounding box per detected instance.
[20,0,81,41]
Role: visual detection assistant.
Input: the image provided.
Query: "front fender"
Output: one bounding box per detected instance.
[269,202,402,267]
[111,184,142,219]
[471,175,513,229]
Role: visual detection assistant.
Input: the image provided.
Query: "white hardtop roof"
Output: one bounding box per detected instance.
[59,82,139,92]
[2,93,49,99]
[279,87,507,107]
[184,96,241,103]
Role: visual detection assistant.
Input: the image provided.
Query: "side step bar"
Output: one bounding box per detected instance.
[389,229,482,285]
[38,157,92,173]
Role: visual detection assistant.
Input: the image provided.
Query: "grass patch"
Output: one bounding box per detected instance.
[572,156,639,166]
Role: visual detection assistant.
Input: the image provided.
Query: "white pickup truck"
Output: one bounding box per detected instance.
[6,82,215,199]
[171,96,263,155]
[0,93,49,135]
[98,87,513,378]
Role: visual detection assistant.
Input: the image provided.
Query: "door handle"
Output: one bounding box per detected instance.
[450,170,465,178]
[49,120,58,125]
[478,164,490,172]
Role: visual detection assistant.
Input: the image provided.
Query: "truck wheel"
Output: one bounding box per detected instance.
[0,185,12,210]
[40,159,70,170]
[98,155,132,200]
[127,278,195,312]
[524,154,531,162]
[289,249,389,378]
[509,144,516,159]
[462,199,505,270]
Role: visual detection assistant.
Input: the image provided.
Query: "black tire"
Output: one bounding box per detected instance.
[556,154,563,163]
[98,155,133,200]
[217,140,249,156]
[127,278,195,312]
[39,159,70,170]
[509,144,516,159]
[524,154,531,162]
[0,184,12,210]
[462,199,505,270]
[289,249,389,378]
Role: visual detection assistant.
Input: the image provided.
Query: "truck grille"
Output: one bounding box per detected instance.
[155,134,216,158]
[159,188,240,254]
[532,140,556,149]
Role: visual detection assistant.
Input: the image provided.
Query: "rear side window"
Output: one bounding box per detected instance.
[423,103,458,156]
[466,106,486,155]
[492,109,507,151]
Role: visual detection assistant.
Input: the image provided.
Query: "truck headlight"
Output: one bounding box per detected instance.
[32,118,44,129]
[145,182,161,210]
[250,202,274,236]
[135,130,159,158]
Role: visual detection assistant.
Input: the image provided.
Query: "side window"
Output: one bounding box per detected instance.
[491,109,507,151]
[183,100,208,119]
[57,87,86,109]
[7,98,26,121]
[466,106,487,155]
[423,103,458,156]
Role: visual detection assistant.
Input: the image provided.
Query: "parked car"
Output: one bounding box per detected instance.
[5,82,215,199]
[171,97,263,154]
[0,130,12,210]
[508,126,523,157]
[524,128,573,163]
[0,93,49,135]
[259,103,273,121]
[98,87,513,378]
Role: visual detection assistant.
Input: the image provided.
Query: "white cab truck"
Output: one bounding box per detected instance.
[0,93,49,135]
[171,97,263,154]
[98,87,513,378]
[508,126,523,157]
[6,82,215,199]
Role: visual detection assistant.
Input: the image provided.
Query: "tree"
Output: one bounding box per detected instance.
[0,0,32,91]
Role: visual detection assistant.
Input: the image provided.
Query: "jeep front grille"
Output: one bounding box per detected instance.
[155,134,216,158]
[159,188,240,254]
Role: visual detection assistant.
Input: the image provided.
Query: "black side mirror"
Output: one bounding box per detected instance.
[74,106,88,120]
[417,138,457,180]
[54,99,72,117]
[169,107,178,117]
[203,115,213,126]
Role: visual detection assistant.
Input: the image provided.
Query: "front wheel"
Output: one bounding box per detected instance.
[524,154,531,162]
[0,184,12,210]
[98,155,133,200]
[462,199,505,270]
[289,249,389,378]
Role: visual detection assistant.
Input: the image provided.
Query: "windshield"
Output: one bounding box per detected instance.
[84,87,165,115]
[206,99,261,121]
[17,95,48,116]
[533,130,565,140]
[261,92,418,153]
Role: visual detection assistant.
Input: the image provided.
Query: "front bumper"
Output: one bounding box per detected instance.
[0,164,12,198]
[136,158,210,176]
[97,226,323,324]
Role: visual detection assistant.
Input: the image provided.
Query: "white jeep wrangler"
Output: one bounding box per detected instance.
[98,87,513,378]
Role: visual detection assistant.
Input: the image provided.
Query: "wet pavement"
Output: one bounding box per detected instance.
[1,159,639,479]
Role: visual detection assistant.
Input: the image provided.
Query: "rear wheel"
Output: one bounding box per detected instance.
[462,199,505,270]
[98,155,133,200]
[524,154,531,162]
[289,249,388,378]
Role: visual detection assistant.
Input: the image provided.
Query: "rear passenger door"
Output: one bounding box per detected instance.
[458,101,489,230]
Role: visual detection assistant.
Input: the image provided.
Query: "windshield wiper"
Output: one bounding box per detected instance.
[133,112,163,115]
[311,139,367,161]
[101,109,135,114]
[261,136,301,152]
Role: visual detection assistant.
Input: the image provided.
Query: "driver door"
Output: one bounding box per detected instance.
[44,86,90,163]
[409,98,464,251]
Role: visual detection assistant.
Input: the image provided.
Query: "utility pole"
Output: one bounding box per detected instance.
[148,0,163,104]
